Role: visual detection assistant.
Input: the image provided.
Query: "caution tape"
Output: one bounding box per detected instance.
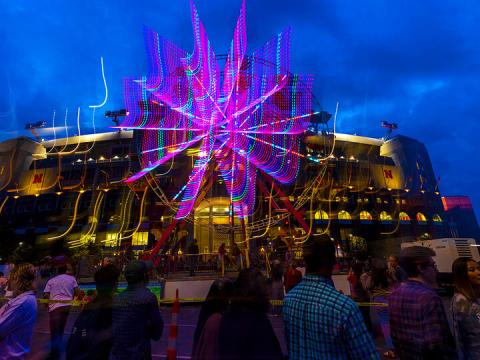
[0,296,388,307]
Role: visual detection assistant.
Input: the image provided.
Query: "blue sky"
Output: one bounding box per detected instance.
[1,0,479,219]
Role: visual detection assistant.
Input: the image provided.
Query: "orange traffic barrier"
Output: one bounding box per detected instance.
[166,288,180,360]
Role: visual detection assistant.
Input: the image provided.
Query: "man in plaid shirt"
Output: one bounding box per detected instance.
[283,235,379,359]
[389,246,457,359]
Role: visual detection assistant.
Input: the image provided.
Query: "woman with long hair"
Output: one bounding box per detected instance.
[192,277,234,359]
[218,267,283,359]
[451,257,480,359]
[0,263,38,358]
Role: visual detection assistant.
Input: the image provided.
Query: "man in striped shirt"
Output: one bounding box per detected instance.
[388,246,456,359]
[283,235,379,360]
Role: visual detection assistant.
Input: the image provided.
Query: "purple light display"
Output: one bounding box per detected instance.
[121,0,314,219]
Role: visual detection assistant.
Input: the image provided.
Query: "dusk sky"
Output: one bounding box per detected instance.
[1,0,479,218]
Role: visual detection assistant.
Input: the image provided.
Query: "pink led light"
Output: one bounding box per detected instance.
[122,0,314,219]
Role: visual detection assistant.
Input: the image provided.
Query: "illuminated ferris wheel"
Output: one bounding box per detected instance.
[119,0,333,249]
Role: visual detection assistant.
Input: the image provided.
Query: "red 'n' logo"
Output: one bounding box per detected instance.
[383,169,393,179]
[32,173,43,184]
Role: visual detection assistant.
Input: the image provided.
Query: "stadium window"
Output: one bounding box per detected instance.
[338,210,352,220]
[399,212,411,221]
[360,211,373,220]
[314,210,329,220]
[132,232,148,246]
[380,211,392,221]
[416,212,427,222]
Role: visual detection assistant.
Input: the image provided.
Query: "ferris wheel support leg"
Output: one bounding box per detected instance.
[240,217,250,268]
[262,176,311,235]
[151,219,179,258]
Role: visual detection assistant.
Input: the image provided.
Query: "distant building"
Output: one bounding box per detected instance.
[442,196,480,242]
[0,129,462,259]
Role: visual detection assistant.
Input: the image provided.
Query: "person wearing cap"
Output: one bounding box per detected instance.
[111,260,164,360]
[388,246,457,359]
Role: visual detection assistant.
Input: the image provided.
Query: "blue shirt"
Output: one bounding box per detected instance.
[283,274,379,360]
[0,291,38,360]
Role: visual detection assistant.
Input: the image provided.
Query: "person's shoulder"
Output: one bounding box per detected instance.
[452,292,472,312]
[58,274,78,285]
[65,273,78,281]
[452,292,468,302]
[392,281,439,302]
[285,278,351,304]
[17,292,38,312]
[327,288,358,311]
[113,289,128,301]
[132,286,158,303]
[146,288,160,305]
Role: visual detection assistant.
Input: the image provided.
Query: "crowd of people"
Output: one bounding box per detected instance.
[1,236,480,359]
[0,258,163,360]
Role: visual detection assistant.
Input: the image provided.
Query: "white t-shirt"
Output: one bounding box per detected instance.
[44,274,78,312]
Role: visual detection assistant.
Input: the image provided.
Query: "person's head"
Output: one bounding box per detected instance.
[232,267,270,313]
[124,260,149,286]
[399,246,437,286]
[204,278,234,313]
[9,263,36,296]
[95,264,120,297]
[452,257,480,301]
[351,262,364,277]
[303,235,336,276]
[57,264,68,275]
[102,257,114,267]
[0,272,4,277]
[388,255,399,269]
[371,258,389,289]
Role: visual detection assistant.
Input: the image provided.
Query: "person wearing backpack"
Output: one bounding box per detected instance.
[66,264,120,360]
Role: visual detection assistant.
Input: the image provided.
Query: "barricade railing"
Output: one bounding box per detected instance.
[151,251,251,277]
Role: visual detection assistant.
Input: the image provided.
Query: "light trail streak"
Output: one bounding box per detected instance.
[47,191,84,241]
[89,57,108,109]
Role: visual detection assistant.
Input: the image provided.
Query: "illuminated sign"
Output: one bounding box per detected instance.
[32,173,44,184]
[383,169,393,179]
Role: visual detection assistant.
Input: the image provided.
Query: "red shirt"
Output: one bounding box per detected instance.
[284,267,302,293]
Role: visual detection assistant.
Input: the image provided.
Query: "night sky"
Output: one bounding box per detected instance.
[1,0,479,219]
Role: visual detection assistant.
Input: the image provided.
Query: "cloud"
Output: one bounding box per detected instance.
[1,0,479,218]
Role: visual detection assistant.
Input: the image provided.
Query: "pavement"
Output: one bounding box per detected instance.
[26,274,449,359]
[27,302,401,360]
[27,304,288,360]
